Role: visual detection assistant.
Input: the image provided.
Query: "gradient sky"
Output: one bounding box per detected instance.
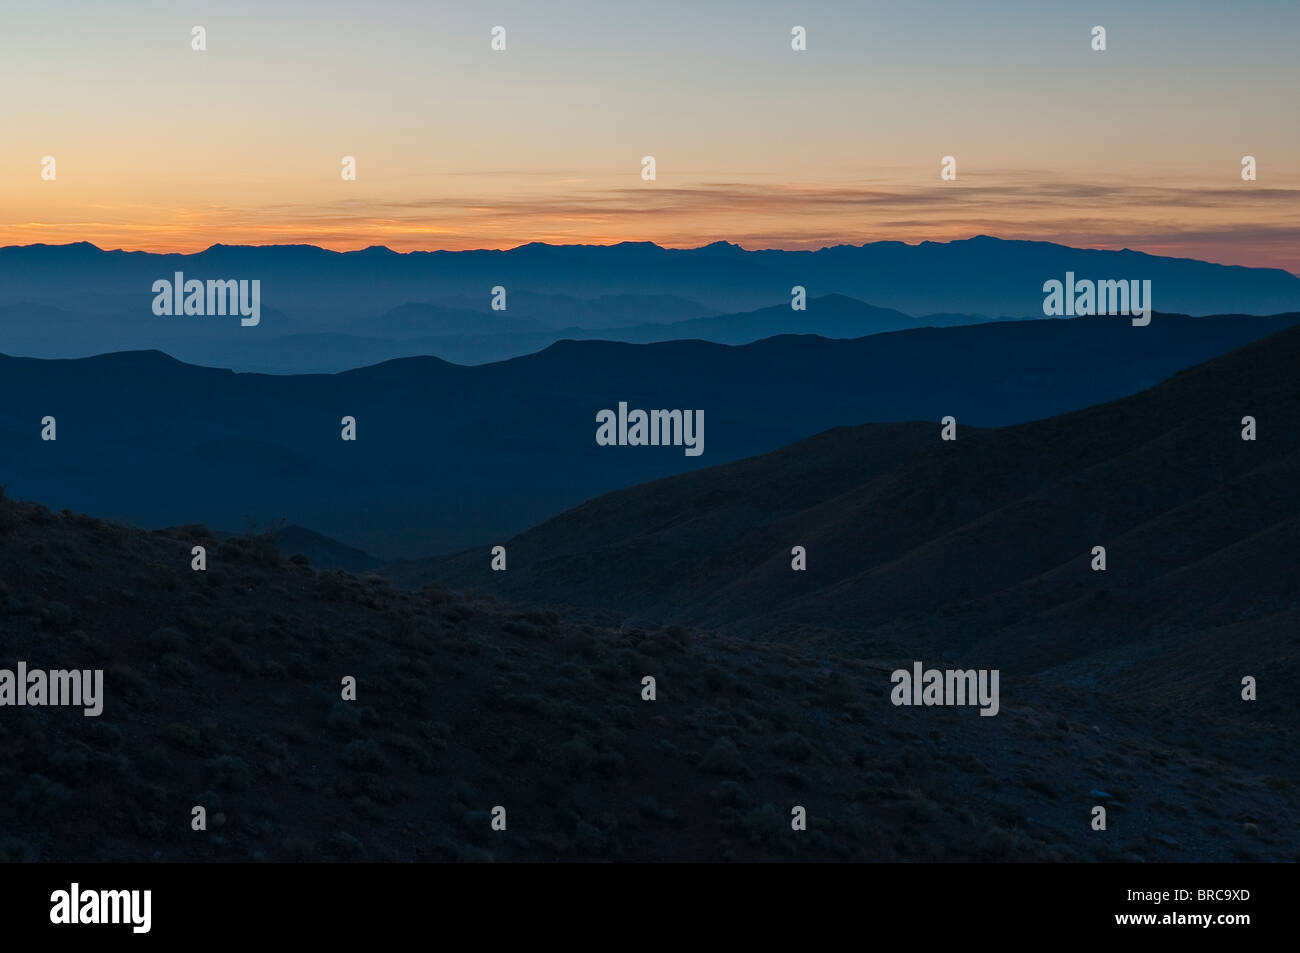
[2,0,1298,271]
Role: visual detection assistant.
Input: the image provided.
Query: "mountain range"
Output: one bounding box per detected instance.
[2,311,1295,560]
[1,320,1294,863]
[414,323,1299,719]
[3,237,1299,370]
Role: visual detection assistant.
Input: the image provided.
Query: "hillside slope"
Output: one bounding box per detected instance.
[0,494,1293,862]
[418,323,1300,698]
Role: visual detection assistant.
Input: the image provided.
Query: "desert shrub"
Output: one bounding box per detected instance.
[159,652,197,682]
[891,745,933,777]
[165,722,202,750]
[342,739,385,770]
[396,674,429,699]
[900,790,941,823]
[316,572,348,602]
[327,702,361,737]
[503,618,544,639]
[205,638,246,672]
[330,831,366,859]
[712,780,751,808]
[557,735,598,776]
[247,529,280,566]
[453,842,494,863]
[43,601,74,630]
[89,721,123,750]
[284,652,312,678]
[594,750,625,778]
[742,802,783,842]
[385,733,432,771]
[638,638,667,657]
[702,736,748,776]
[989,800,1024,829]
[975,826,1020,861]
[14,774,71,819]
[281,836,315,860]
[132,811,166,839]
[280,722,310,745]
[256,733,289,758]
[770,731,813,763]
[27,504,55,525]
[447,779,476,810]
[573,820,607,856]
[148,626,185,651]
[506,692,553,716]
[208,755,251,792]
[133,746,172,781]
[49,744,91,783]
[215,617,256,644]
[702,665,730,692]
[561,630,603,661]
[777,765,809,786]
[421,582,452,605]
[0,837,33,862]
[108,664,154,705]
[95,521,129,548]
[662,624,690,646]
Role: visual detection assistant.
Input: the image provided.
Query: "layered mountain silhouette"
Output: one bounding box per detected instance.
[411,323,1300,727]
[2,312,1296,559]
[3,238,1299,372]
[112,295,970,372]
[0,323,1294,863]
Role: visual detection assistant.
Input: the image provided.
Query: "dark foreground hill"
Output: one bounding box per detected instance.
[2,311,1296,560]
[0,490,1294,862]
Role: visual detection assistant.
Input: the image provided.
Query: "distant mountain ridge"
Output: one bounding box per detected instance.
[101,294,988,372]
[2,237,1298,372]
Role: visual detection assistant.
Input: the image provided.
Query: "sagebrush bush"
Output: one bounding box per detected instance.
[702,736,748,776]
[342,739,385,770]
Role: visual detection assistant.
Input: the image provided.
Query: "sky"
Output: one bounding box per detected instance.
[2,0,1298,271]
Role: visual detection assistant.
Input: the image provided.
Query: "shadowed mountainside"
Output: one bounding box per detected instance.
[0,324,1295,862]
[1,312,1296,560]
[404,324,1300,718]
[0,490,1294,862]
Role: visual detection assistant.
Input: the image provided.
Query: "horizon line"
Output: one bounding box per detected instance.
[3,234,1297,275]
